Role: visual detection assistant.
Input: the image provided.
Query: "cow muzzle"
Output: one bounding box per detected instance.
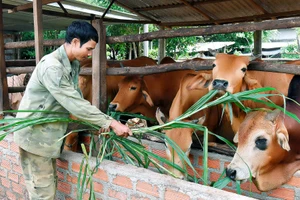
[226,168,237,181]
[108,103,117,111]
[212,79,228,91]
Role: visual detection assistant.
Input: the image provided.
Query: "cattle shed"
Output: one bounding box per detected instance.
[1,0,300,200]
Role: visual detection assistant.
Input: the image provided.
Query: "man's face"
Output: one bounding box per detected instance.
[71,38,97,62]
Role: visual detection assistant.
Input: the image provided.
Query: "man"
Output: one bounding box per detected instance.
[14,21,132,199]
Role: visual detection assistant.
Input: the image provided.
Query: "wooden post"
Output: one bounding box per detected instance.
[253,30,262,58]
[158,26,166,63]
[92,19,107,111]
[0,0,10,112]
[33,0,43,63]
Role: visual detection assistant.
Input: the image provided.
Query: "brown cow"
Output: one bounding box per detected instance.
[7,74,27,111]
[64,56,157,152]
[188,53,294,133]
[155,72,234,178]
[226,75,300,191]
[108,58,205,119]
[159,56,176,64]
[78,56,157,103]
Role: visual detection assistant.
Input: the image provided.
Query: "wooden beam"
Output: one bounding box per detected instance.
[6,60,300,77]
[92,19,107,111]
[0,0,10,111]
[33,0,44,63]
[57,1,68,14]
[4,39,64,49]
[107,17,300,44]
[8,0,62,13]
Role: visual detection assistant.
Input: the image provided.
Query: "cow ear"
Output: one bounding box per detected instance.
[142,90,154,107]
[276,119,290,151]
[155,107,167,125]
[242,73,262,91]
[277,131,290,151]
[187,73,212,90]
[233,132,239,143]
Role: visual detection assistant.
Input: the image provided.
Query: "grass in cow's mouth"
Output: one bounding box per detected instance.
[1,87,299,198]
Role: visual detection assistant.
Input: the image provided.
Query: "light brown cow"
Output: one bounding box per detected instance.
[226,74,300,191]
[188,53,294,133]
[108,58,204,119]
[78,56,157,103]
[155,72,234,178]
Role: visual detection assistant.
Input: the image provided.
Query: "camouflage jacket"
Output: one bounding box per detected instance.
[14,45,113,158]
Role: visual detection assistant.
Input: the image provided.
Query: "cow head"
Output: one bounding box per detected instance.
[187,54,254,95]
[210,53,250,94]
[226,109,293,191]
[109,76,155,118]
[156,108,205,179]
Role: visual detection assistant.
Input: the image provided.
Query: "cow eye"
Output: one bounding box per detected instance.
[241,67,247,73]
[255,138,267,150]
[212,64,216,68]
[130,86,137,91]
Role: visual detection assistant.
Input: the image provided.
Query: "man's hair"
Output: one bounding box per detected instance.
[65,21,98,46]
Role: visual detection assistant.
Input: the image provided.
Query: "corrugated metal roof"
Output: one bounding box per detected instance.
[2,0,300,32]
[2,0,142,32]
[115,0,300,26]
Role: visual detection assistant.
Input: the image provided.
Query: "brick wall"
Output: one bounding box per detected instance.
[1,134,299,200]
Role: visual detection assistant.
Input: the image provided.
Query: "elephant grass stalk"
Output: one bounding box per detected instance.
[1,87,300,198]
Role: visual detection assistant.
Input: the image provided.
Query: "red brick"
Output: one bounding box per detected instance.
[0,168,7,177]
[93,181,103,193]
[57,158,69,170]
[165,188,190,200]
[286,176,300,187]
[19,176,26,186]
[13,164,23,174]
[57,170,64,181]
[72,162,84,173]
[113,175,132,189]
[0,140,9,148]
[210,172,221,182]
[136,181,159,197]
[11,182,23,195]
[1,177,11,188]
[108,189,127,200]
[268,187,295,200]
[8,172,19,183]
[1,158,11,170]
[198,157,220,170]
[57,181,72,194]
[152,149,167,159]
[240,181,261,194]
[94,168,108,182]
[10,142,19,153]
[6,190,16,200]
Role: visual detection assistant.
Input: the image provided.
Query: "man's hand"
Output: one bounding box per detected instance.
[109,119,133,137]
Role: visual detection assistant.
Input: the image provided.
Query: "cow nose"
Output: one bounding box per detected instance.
[226,168,237,180]
[212,79,228,90]
[108,104,117,111]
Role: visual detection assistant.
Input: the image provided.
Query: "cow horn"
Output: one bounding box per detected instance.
[265,109,281,123]
[155,107,167,125]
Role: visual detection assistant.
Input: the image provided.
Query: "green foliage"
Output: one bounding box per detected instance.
[281,44,300,59]
[19,30,66,59]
